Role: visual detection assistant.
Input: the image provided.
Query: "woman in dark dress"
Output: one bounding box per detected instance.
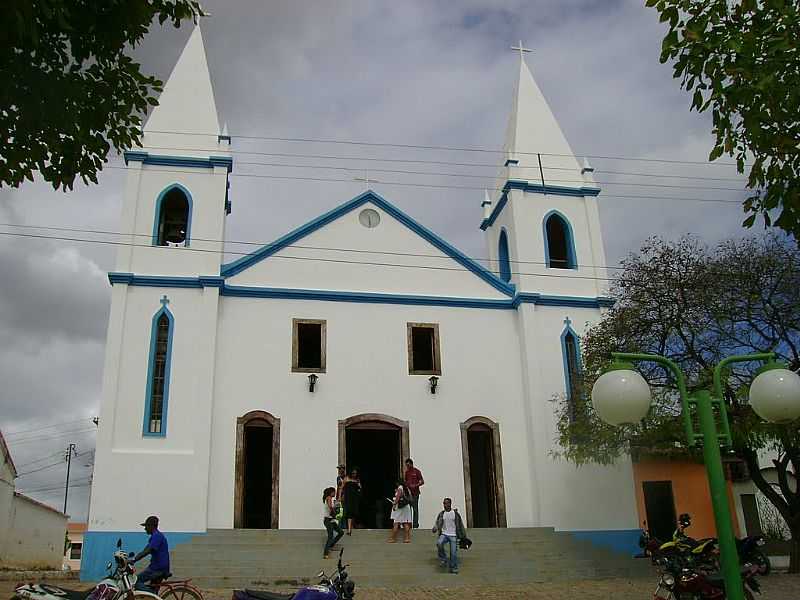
[342,468,362,535]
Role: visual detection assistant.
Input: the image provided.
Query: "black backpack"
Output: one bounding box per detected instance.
[396,486,411,508]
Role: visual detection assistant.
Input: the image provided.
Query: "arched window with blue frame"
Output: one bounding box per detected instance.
[143,298,174,437]
[153,184,192,247]
[543,210,577,269]
[560,318,582,423]
[498,228,512,282]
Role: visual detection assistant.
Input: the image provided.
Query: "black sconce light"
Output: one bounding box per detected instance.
[428,375,439,394]
[308,373,319,393]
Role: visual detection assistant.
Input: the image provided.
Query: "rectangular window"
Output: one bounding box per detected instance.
[292,319,326,372]
[70,542,82,560]
[407,323,441,375]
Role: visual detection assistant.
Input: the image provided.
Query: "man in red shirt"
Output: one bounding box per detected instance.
[404,458,424,529]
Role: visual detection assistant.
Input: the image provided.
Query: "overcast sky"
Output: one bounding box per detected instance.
[0,0,754,521]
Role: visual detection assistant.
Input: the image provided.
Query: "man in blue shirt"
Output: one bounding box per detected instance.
[133,515,170,591]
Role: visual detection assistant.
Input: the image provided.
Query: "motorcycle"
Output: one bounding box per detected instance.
[14,540,161,600]
[233,548,355,600]
[652,555,761,600]
[736,535,770,576]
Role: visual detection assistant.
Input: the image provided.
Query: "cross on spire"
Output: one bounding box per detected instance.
[511,40,533,61]
[160,295,170,307]
[563,316,572,327]
[353,169,380,186]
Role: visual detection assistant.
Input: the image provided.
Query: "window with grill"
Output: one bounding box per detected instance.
[563,331,581,422]
[292,319,326,372]
[144,308,173,437]
[407,323,441,375]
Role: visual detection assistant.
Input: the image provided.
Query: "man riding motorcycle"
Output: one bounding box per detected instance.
[133,516,171,592]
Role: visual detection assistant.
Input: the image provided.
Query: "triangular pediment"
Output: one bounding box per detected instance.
[221,191,513,298]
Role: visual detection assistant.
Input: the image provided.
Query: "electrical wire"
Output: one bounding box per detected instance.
[7,428,97,446]
[4,417,95,437]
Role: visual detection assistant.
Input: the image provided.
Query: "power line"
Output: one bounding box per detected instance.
[4,417,94,437]
[7,424,99,443]
[0,229,622,282]
[16,450,93,477]
[97,163,748,203]
[20,480,91,495]
[0,221,630,271]
[118,144,748,182]
[14,450,65,470]
[143,129,742,167]
[8,428,97,446]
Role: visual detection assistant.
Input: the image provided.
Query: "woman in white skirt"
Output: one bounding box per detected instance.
[388,480,413,543]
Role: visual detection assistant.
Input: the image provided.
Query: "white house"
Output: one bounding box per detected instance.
[83,27,639,579]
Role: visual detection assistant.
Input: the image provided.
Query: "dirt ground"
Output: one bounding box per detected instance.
[2,574,798,599]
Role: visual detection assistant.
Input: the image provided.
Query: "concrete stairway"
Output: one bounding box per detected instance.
[170,528,653,589]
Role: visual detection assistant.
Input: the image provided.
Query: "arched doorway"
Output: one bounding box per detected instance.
[234,410,280,529]
[338,414,409,529]
[460,416,507,528]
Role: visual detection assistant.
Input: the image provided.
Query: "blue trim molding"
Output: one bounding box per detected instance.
[81,531,202,581]
[142,301,174,438]
[106,273,614,310]
[498,228,511,282]
[221,190,515,297]
[567,529,641,556]
[480,179,601,231]
[152,183,193,247]
[543,209,578,270]
[123,151,233,173]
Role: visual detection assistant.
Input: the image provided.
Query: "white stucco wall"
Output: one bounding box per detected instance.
[0,494,67,569]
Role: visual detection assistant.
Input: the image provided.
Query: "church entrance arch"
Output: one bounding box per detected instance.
[461,416,507,528]
[338,414,409,529]
[235,410,280,529]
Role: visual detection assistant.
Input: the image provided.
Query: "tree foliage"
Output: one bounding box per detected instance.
[554,234,800,571]
[648,0,800,239]
[1,0,204,190]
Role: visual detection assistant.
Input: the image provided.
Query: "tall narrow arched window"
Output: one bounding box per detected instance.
[560,320,582,423]
[143,302,174,436]
[498,229,511,282]
[544,211,576,269]
[153,185,192,247]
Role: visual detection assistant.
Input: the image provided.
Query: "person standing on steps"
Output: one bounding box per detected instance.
[322,487,344,559]
[335,464,346,527]
[404,458,424,529]
[432,498,466,574]
[342,468,362,536]
[132,515,170,591]
[387,480,413,543]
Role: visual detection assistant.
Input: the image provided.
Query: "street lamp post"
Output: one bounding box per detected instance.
[591,351,800,600]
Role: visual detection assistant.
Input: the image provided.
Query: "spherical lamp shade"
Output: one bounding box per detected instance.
[591,369,652,426]
[749,368,800,424]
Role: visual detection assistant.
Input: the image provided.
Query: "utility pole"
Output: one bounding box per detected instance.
[64,443,77,514]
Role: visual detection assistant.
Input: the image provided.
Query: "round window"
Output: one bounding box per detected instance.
[358,208,381,228]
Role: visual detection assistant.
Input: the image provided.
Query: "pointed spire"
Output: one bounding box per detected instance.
[139,25,224,156]
[501,54,582,187]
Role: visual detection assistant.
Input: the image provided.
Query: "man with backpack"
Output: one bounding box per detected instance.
[432,498,467,574]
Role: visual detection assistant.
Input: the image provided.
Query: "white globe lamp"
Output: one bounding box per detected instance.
[591,363,652,426]
[749,364,800,424]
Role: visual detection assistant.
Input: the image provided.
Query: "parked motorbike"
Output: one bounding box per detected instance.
[14,540,160,600]
[736,535,770,576]
[652,555,761,600]
[233,549,355,600]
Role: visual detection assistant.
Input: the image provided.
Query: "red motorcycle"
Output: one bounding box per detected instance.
[652,555,761,600]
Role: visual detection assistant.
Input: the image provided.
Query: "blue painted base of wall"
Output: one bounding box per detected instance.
[81,531,204,582]
[566,529,641,556]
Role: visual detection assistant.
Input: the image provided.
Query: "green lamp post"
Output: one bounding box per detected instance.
[590,352,800,600]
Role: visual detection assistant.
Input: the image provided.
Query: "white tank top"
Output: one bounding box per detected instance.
[322,499,332,520]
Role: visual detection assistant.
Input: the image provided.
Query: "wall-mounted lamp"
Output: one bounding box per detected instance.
[428,375,439,394]
[308,373,319,393]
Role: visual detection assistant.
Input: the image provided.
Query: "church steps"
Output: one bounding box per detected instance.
[168,528,652,588]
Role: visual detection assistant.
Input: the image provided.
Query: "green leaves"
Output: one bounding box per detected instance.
[0,0,204,191]
[648,0,800,239]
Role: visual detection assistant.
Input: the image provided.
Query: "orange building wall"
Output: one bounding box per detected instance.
[633,459,740,539]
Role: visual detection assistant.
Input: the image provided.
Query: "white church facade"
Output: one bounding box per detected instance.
[82,28,639,579]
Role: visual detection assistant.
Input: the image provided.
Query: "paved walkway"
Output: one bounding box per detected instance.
[3,574,798,599]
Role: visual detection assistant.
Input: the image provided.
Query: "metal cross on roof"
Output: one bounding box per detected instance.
[511,40,533,60]
[353,169,380,185]
[160,295,170,307]
[563,316,572,327]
